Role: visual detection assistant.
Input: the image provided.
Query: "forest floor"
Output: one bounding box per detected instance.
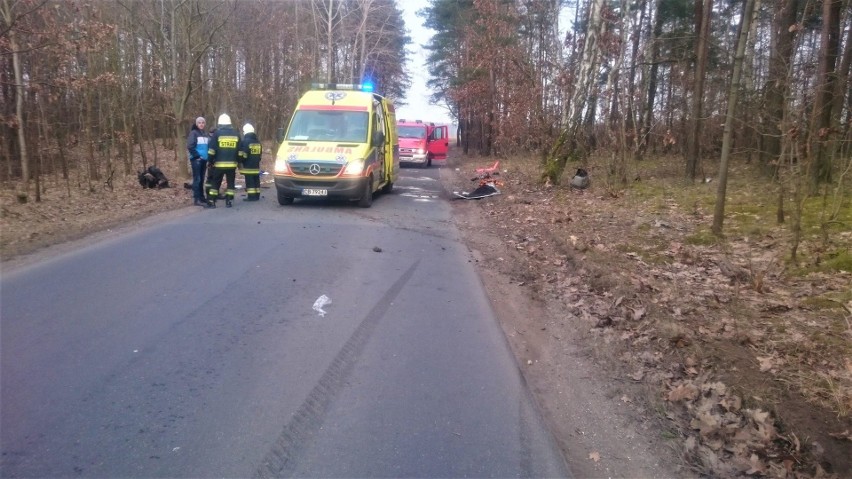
[441,153,851,478]
[1,147,851,478]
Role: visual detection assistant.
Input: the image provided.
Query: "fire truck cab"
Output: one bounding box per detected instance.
[397,120,449,168]
[273,83,399,207]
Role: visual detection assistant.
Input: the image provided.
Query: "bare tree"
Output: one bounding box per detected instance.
[604,0,635,185]
[1,0,48,201]
[543,0,605,184]
[712,0,757,235]
[759,0,800,173]
[830,5,852,130]
[684,0,712,181]
[171,1,230,175]
[809,0,842,186]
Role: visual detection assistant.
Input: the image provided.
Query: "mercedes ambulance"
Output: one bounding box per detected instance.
[397,119,449,167]
[273,83,399,207]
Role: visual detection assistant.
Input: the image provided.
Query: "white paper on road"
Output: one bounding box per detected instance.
[312,294,332,317]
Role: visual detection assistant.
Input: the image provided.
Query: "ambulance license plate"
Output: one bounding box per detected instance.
[303,188,328,196]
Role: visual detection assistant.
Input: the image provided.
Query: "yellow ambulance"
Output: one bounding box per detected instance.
[273,83,399,207]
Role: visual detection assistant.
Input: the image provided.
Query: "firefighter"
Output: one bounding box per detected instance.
[238,123,263,201]
[206,113,240,208]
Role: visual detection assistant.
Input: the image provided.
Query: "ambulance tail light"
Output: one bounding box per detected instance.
[343,159,365,176]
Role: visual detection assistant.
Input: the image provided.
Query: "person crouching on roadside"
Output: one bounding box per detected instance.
[238,123,262,201]
[187,116,210,206]
[206,113,240,208]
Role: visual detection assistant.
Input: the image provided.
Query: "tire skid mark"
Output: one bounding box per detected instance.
[255,259,421,478]
[519,397,534,477]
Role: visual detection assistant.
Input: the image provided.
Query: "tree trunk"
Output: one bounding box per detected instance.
[607,0,632,184]
[84,91,99,187]
[641,0,664,157]
[485,66,495,156]
[327,0,335,82]
[685,0,712,181]
[712,0,757,235]
[356,0,372,82]
[830,3,852,132]
[172,0,188,177]
[543,0,604,184]
[759,0,799,172]
[628,0,646,161]
[1,0,31,200]
[810,0,841,185]
[11,28,30,198]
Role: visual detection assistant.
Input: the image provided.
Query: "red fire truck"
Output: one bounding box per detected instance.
[396,120,449,168]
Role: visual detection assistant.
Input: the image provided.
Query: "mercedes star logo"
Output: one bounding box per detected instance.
[309,164,321,175]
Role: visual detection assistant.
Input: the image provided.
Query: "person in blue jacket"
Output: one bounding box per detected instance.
[186,116,210,206]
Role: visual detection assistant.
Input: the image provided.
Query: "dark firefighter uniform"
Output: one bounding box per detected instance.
[238,123,262,201]
[206,113,240,208]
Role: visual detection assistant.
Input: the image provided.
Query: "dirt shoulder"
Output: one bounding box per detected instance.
[447,187,687,476]
[443,164,688,478]
[1,165,191,265]
[439,155,851,478]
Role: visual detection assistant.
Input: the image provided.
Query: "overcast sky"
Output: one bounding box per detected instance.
[396,4,454,126]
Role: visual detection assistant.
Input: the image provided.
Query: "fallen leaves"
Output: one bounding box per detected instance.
[661,371,810,476]
[756,355,783,373]
[629,306,646,321]
[668,383,700,402]
[740,453,767,475]
[447,159,852,478]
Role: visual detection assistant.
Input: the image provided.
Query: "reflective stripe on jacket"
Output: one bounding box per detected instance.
[208,125,240,168]
[238,132,262,172]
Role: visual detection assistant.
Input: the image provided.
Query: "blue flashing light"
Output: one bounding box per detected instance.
[310,81,375,92]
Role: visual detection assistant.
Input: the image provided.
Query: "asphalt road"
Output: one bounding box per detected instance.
[0,166,569,478]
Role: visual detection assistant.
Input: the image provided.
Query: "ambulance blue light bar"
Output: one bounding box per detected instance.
[311,82,374,92]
